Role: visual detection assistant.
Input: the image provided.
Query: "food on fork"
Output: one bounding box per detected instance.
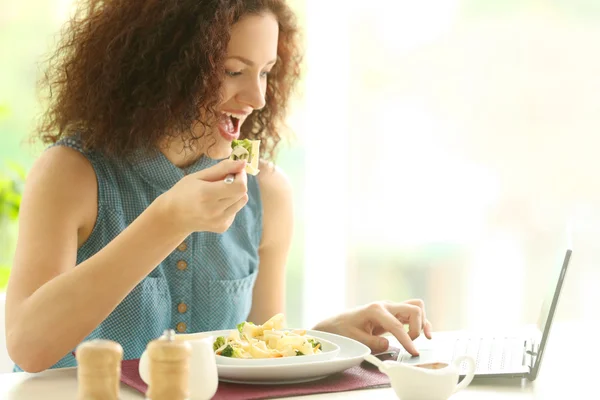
[213,313,323,359]
[229,139,260,175]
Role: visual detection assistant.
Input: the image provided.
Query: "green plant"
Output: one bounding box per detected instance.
[0,163,24,221]
[0,161,25,291]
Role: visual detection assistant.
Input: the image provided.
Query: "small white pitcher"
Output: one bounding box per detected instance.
[139,333,218,400]
[365,354,476,400]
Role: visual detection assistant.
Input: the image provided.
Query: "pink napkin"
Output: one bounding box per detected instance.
[120,349,397,400]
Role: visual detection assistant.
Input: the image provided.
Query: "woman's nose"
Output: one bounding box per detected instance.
[239,76,266,110]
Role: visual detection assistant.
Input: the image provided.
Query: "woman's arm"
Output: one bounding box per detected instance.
[5,147,190,372]
[246,161,294,325]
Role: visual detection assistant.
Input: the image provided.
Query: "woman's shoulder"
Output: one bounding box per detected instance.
[255,160,293,241]
[256,159,293,202]
[29,144,97,195]
[20,144,99,244]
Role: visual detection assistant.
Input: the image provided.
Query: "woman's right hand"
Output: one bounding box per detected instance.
[158,159,249,234]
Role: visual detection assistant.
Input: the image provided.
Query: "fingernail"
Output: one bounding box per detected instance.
[378,337,388,350]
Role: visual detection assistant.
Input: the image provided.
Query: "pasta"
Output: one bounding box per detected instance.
[213,313,323,359]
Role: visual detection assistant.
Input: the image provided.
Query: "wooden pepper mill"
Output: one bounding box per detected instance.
[146,329,192,400]
[76,339,123,400]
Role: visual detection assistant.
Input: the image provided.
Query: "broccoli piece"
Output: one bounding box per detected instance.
[219,345,245,358]
[236,321,255,333]
[307,338,322,350]
[231,139,253,153]
[230,139,254,161]
[236,322,244,333]
[213,336,226,352]
[219,344,234,357]
[295,350,305,356]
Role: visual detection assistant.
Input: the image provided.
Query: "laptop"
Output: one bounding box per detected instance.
[395,248,572,381]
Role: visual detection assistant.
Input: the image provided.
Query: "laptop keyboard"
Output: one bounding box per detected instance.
[451,336,527,374]
[398,336,528,374]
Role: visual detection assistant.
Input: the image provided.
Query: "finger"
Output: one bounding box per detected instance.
[370,305,419,356]
[383,302,423,341]
[404,306,423,341]
[423,319,433,339]
[205,170,248,201]
[223,168,248,185]
[234,168,248,187]
[223,193,249,217]
[349,327,390,354]
[219,192,247,210]
[403,299,429,338]
[193,159,246,182]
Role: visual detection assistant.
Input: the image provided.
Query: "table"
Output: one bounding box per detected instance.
[0,321,592,400]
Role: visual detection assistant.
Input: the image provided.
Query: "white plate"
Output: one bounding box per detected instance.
[214,329,341,366]
[203,330,371,385]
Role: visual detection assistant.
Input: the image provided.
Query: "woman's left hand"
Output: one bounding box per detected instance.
[312,299,433,355]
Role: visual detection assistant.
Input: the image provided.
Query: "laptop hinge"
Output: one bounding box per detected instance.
[524,338,539,371]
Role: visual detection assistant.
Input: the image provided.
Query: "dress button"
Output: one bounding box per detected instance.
[177,302,187,314]
[178,242,188,252]
[177,260,188,271]
[176,322,187,333]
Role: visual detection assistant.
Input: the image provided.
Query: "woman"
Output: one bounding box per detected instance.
[5,0,432,373]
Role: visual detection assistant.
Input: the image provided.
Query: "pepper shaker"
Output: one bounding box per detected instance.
[146,329,192,400]
[76,339,123,400]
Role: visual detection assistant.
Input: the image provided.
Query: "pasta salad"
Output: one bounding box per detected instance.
[213,313,323,359]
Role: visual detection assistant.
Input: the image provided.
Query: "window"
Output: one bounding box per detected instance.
[297,0,600,329]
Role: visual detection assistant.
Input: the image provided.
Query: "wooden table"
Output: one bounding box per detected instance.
[0,321,591,399]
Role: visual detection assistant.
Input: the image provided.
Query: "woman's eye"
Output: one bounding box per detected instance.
[226,70,271,78]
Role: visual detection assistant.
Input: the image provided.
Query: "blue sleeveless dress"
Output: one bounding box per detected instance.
[14,136,262,371]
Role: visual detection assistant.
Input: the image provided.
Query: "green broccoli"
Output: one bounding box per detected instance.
[219,344,245,358]
[295,350,305,356]
[213,336,226,352]
[307,338,322,350]
[231,139,253,152]
[219,344,234,357]
[230,139,254,161]
[236,321,255,333]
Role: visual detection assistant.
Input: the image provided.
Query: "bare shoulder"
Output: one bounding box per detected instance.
[256,159,293,200]
[23,145,98,237]
[30,144,95,175]
[256,160,294,246]
[27,145,96,202]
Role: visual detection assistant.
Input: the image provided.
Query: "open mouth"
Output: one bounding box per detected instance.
[217,112,243,140]
[221,113,239,133]
[227,114,240,132]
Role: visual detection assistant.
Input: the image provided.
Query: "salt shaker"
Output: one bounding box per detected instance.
[146,329,192,400]
[76,339,123,400]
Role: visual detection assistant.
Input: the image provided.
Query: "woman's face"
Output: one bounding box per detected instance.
[207,12,279,158]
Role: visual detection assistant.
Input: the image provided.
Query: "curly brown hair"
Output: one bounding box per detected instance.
[35,0,302,160]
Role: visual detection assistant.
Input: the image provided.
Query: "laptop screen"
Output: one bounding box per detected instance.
[531,248,572,376]
[536,248,572,333]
